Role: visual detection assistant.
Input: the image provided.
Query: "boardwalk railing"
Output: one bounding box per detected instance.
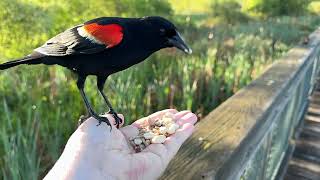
[160,28,320,180]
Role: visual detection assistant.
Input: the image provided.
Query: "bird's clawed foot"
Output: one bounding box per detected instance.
[78,113,112,128]
[93,113,112,127]
[107,110,123,128]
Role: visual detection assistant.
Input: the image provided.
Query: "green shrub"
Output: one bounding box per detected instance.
[211,0,251,24]
[242,0,312,17]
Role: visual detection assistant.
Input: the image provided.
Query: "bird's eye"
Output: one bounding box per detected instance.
[160,28,166,36]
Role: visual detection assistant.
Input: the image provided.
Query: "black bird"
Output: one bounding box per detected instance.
[0,16,192,128]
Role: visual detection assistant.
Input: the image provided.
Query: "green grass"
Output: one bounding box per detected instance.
[1,0,320,179]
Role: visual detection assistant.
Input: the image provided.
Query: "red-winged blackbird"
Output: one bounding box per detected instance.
[0,16,192,128]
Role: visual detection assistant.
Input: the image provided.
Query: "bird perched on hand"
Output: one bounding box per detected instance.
[0,16,192,128]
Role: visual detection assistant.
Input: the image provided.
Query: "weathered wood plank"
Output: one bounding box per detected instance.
[286,158,320,180]
[300,129,320,141]
[301,120,320,140]
[160,29,320,180]
[306,106,320,116]
[284,173,309,180]
[294,139,320,164]
[308,102,320,110]
[305,114,320,123]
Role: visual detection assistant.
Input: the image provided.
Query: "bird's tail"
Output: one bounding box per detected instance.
[0,56,42,70]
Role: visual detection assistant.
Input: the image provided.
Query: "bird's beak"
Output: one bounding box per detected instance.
[168,32,192,54]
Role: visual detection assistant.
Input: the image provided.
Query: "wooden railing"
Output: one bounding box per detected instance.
[160,28,320,180]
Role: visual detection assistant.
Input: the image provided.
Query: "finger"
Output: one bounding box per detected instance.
[163,123,195,159]
[176,112,198,126]
[147,109,178,125]
[174,110,191,121]
[119,125,139,139]
[148,109,178,120]
[101,113,125,128]
[132,109,178,128]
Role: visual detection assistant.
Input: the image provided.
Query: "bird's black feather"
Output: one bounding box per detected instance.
[34,25,106,56]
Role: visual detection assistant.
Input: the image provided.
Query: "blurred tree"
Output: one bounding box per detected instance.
[308,1,320,14]
[169,0,212,14]
[242,0,313,17]
[114,0,172,17]
[211,0,250,24]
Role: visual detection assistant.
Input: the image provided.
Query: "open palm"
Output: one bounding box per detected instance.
[44,109,197,180]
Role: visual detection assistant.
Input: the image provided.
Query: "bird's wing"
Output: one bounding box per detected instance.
[34,22,124,56]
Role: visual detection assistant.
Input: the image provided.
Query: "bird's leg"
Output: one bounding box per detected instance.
[97,76,123,128]
[77,76,111,127]
[99,90,123,128]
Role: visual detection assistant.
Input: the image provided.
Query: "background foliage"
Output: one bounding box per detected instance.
[242,0,312,17]
[1,0,320,179]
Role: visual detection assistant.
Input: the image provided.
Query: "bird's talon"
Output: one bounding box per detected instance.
[91,114,112,128]
[96,121,102,126]
[110,113,122,128]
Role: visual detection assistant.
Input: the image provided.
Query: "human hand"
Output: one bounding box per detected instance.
[44,109,198,180]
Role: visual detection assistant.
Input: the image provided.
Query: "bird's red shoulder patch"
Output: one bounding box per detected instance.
[83,23,123,48]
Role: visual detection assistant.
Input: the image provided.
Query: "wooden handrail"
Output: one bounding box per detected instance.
[160,28,320,180]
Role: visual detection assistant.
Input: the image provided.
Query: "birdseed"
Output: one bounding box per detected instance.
[129,113,180,152]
